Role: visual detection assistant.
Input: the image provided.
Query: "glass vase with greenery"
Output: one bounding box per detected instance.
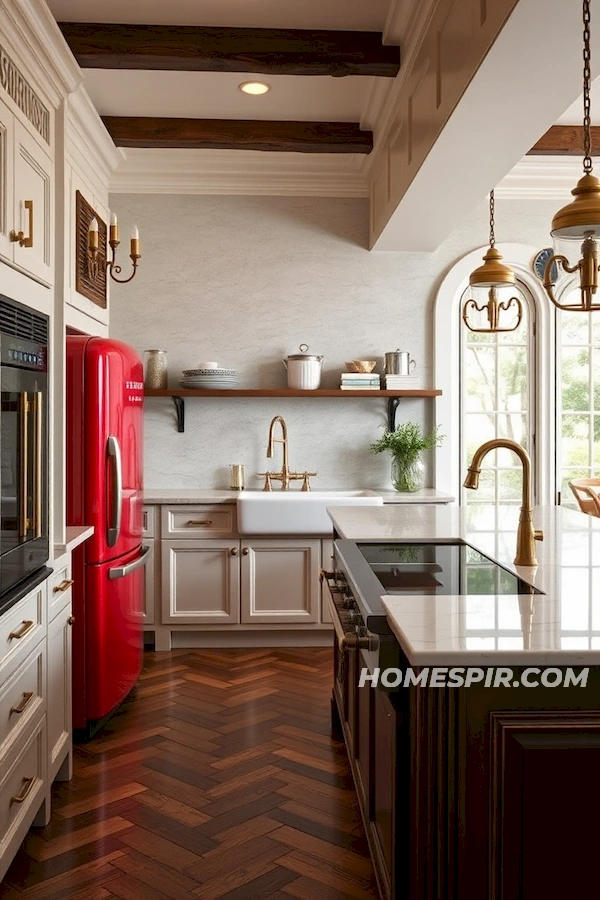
[370,423,444,492]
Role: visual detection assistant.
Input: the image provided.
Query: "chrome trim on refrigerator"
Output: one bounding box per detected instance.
[108,545,151,580]
[106,434,122,548]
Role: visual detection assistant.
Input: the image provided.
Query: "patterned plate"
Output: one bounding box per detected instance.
[181,368,237,376]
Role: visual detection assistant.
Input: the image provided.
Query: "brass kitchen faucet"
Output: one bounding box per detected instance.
[257,416,316,490]
[464,438,543,567]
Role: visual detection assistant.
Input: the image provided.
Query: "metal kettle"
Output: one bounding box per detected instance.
[385,349,416,375]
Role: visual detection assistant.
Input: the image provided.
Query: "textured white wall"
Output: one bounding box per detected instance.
[108,193,558,490]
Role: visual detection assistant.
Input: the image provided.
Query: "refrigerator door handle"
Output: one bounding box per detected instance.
[106,434,123,548]
[108,545,151,580]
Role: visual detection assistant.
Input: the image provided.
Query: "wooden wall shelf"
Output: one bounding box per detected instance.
[144,388,442,433]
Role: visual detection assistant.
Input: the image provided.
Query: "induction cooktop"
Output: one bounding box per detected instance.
[357,542,543,596]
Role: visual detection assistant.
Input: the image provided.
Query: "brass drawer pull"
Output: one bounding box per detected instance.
[68,616,75,626]
[53,579,74,594]
[10,692,34,715]
[231,548,238,556]
[242,547,249,555]
[9,620,34,640]
[11,775,36,805]
[187,519,212,526]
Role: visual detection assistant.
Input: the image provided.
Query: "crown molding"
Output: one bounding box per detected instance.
[109,148,368,196]
[495,156,593,199]
[0,0,82,108]
[67,87,125,187]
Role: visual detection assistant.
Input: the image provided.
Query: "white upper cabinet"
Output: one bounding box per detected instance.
[0,95,53,288]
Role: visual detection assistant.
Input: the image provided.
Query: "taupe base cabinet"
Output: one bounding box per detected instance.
[144,504,331,649]
[0,557,74,882]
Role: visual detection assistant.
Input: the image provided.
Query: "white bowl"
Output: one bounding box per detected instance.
[197,361,218,369]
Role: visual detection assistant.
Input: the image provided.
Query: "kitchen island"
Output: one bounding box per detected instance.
[324,502,600,900]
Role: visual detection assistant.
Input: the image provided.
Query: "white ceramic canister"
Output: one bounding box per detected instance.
[282,344,324,390]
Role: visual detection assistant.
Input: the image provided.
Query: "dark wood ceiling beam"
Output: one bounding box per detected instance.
[59,22,400,77]
[102,116,373,153]
[528,125,600,155]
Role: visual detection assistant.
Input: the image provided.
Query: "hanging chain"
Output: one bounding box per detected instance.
[489,189,495,247]
[583,0,593,173]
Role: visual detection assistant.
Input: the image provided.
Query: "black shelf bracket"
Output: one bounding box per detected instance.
[388,397,400,431]
[172,396,185,432]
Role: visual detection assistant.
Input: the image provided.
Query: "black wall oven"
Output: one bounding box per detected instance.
[0,294,49,606]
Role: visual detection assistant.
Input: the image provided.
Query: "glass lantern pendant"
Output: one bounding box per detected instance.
[542,0,600,312]
[462,190,523,334]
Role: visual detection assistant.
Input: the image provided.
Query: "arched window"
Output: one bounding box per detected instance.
[460,282,536,508]
[435,243,555,507]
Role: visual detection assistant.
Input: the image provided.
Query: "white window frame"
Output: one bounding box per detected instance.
[434,242,556,506]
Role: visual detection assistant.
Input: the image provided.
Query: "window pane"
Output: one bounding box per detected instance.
[563,311,590,344]
[464,346,496,411]
[561,347,590,410]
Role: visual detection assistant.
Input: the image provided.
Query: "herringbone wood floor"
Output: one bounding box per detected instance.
[1,649,379,900]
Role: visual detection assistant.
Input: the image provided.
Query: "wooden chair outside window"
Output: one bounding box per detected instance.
[568,479,600,518]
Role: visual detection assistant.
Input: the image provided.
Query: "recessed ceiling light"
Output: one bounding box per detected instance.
[239,81,271,96]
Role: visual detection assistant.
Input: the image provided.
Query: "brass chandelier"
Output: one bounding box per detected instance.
[462,190,523,333]
[542,0,600,312]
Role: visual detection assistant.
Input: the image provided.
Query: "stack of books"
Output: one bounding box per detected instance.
[384,374,419,389]
[340,372,381,390]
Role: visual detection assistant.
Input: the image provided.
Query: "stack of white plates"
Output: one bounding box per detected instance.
[180,367,239,388]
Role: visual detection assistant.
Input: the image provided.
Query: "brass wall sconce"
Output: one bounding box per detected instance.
[10,200,33,248]
[541,0,600,312]
[462,190,523,334]
[89,213,141,285]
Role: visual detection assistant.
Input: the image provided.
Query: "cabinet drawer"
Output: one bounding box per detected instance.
[142,506,156,539]
[0,587,45,682]
[161,505,236,538]
[0,717,45,865]
[47,559,73,621]
[0,643,45,758]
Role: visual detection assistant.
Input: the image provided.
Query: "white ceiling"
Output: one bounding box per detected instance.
[556,77,600,125]
[81,70,373,122]
[46,0,390,31]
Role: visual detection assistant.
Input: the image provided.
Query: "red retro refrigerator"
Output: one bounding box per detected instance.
[66,336,147,736]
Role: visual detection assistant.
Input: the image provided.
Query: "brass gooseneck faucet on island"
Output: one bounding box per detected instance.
[463,438,543,567]
[258,415,317,491]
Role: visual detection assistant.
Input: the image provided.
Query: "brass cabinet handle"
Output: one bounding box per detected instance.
[242,547,249,556]
[230,548,238,556]
[33,392,42,538]
[19,392,29,538]
[11,775,36,805]
[187,520,212,526]
[53,579,74,594]
[9,620,34,640]
[68,616,75,626]
[10,692,34,715]
[10,200,34,248]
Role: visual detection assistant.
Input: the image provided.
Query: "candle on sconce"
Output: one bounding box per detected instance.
[130,224,140,258]
[109,211,119,245]
[89,217,99,253]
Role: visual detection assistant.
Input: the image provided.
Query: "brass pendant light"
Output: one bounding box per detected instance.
[462,190,524,333]
[541,0,600,311]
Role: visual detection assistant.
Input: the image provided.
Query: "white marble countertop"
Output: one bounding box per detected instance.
[143,488,455,505]
[143,489,241,504]
[327,503,600,665]
[54,525,95,556]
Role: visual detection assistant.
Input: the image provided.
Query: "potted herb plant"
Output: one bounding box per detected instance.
[370,422,444,492]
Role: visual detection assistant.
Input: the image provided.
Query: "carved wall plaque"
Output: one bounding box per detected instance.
[75,191,107,309]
